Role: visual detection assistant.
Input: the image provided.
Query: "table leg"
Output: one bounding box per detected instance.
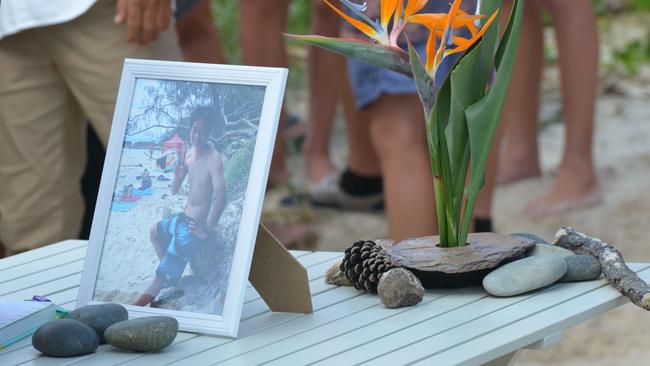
[482,351,518,366]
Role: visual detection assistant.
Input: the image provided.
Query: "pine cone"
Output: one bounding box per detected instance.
[341,240,399,292]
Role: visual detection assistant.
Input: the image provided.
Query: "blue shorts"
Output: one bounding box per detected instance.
[156,213,205,286]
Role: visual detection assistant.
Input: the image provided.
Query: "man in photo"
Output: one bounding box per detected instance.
[135,106,226,306]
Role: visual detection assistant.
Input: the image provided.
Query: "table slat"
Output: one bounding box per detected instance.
[0,245,341,365]
[0,241,86,272]
[0,260,84,296]
[2,240,648,366]
[360,264,650,366]
[415,267,650,366]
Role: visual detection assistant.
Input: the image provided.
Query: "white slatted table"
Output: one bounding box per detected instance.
[1,240,647,366]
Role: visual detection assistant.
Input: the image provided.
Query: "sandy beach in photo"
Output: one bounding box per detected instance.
[94,147,187,304]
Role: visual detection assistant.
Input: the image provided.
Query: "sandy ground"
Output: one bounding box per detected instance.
[263,14,650,364]
[95,148,187,303]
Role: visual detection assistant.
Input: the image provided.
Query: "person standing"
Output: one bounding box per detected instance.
[498,0,600,216]
[0,0,177,256]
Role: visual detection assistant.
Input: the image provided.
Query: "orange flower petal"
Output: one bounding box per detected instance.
[456,9,482,35]
[407,13,446,30]
[446,9,499,55]
[404,0,428,17]
[393,0,405,25]
[446,0,463,32]
[425,24,437,73]
[381,0,399,29]
[323,0,377,39]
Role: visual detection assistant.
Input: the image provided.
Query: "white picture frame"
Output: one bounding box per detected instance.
[77,59,287,337]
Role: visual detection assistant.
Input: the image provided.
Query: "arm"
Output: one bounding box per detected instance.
[175,0,226,63]
[206,153,226,233]
[171,151,188,195]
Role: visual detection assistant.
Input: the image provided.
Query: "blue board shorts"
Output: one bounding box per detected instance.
[156,213,205,286]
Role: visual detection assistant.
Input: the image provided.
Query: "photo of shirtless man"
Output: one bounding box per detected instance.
[135,106,226,306]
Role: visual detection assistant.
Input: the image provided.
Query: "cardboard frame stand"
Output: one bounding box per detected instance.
[249,224,313,314]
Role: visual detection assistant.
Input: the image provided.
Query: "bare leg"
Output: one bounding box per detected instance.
[474,0,521,229]
[497,0,543,184]
[341,72,382,177]
[368,94,436,241]
[240,0,290,185]
[134,225,167,306]
[525,0,600,215]
[306,0,340,185]
[175,0,226,64]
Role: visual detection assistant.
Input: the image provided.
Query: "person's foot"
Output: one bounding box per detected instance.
[281,169,384,212]
[308,169,339,203]
[497,155,542,184]
[307,155,337,190]
[524,167,601,217]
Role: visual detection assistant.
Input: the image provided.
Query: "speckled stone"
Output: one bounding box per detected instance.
[104,316,178,352]
[377,268,424,308]
[527,243,575,258]
[32,319,99,357]
[560,255,602,282]
[510,232,549,244]
[483,254,568,297]
[67,303,128,342]
[325,261,352,286]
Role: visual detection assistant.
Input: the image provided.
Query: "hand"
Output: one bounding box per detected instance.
[188,220,209,240]
[114,0,172,45]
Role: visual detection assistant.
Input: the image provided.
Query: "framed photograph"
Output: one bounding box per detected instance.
[78,59,287,337]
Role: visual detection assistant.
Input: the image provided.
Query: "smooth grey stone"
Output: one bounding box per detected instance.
[527,243,575,258]
[105,316,178,352]
[377,268,424,308]
[68,303,128,342]
[561,255,602,282]
[483,254,568,297]
[32,319,99,357]
[511,232,549,244]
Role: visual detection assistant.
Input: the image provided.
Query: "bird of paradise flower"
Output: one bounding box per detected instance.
[286,0,524,247]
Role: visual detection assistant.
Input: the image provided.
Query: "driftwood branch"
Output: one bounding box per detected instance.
[554,227,650,311]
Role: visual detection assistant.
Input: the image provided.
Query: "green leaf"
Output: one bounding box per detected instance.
[459,0,525,245]
[407,40,436,117]
[285,34,412,77]
[446,39,494,224]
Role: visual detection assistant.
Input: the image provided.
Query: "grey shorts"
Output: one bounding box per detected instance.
[345,1,476,109]
[347,42,462,109]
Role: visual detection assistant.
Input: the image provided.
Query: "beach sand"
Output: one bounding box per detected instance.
[95,148,187,303]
